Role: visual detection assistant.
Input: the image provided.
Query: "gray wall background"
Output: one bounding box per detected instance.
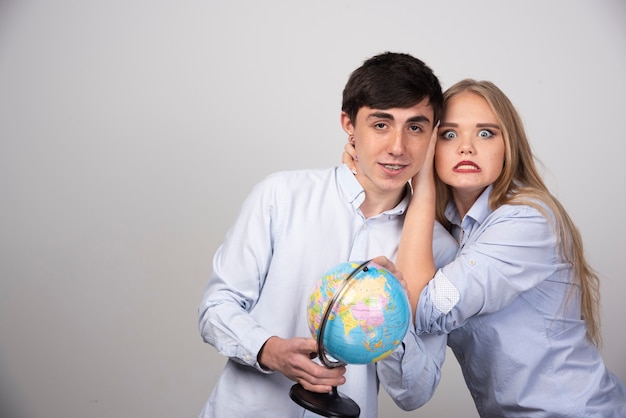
[1,1,624,417]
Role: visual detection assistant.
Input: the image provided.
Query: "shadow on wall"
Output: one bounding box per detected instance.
[0,355,29,418]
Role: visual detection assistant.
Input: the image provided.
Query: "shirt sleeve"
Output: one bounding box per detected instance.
[377,326,447,410]
[197,174,280,371]
[375,220,456,408]
[432,220,458,269]
[417,204,565,334]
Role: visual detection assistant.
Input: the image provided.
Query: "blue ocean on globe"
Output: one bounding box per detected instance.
[307,260,411,365]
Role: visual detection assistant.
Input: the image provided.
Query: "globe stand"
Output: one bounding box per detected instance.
[289,384,360,418]
[289,260,372,418]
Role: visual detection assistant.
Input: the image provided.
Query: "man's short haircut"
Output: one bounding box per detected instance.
[341,52,443,126]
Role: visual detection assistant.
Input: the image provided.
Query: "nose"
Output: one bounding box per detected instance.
[387,130,404,155]
[458,136,474,155]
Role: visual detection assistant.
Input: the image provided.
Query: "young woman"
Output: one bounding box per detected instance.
[345,79,626,416]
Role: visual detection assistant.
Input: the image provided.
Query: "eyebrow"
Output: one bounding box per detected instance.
[407,115,431,124]
[476,123,501,129]
[366,112,431,124]
[439,122,501,129]
[366,111,394,121]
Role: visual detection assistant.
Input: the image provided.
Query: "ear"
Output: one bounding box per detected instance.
[341,112,355,141]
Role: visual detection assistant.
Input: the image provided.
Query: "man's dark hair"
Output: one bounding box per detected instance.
[341,52,443,126]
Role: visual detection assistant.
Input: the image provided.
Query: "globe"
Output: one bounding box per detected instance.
[307,260,411,365]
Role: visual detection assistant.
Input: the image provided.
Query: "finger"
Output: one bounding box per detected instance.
[371,255,391,268]
[299,380,342,394]
[371,256,399,275]
[298,338,319,356]
[342,151,355,166]
[342,148,358,174]
[297,365,347,393]
[425,123,438,157]
[427,121,438,146]
[343,142,357,158]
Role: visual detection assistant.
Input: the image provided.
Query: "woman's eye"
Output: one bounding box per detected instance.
[478,129,494,138]
[441,130,456,139]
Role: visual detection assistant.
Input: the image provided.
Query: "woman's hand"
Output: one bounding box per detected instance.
[370,256,411,302]
[342,143,358,175]
[411,123,438,195]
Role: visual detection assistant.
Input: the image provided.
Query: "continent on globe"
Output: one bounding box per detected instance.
[307,260,411,365]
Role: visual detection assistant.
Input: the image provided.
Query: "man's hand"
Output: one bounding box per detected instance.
[258,336,346,393]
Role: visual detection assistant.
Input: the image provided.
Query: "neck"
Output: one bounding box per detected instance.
[451,187,485,220]
[360,187,406,219]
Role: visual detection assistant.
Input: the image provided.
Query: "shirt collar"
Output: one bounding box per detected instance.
[466,184,494,224]
[337,164,410,216]
[445,184,494,226]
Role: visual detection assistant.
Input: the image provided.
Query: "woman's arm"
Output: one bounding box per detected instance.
[396,126,438,316]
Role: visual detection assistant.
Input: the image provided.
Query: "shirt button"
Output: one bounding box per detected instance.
[468,259,476,266]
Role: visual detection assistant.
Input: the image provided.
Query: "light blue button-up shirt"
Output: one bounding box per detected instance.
[198,164,458,418]
[416,185,626,417]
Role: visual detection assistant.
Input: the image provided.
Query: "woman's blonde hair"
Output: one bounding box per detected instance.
[435,79,601,346]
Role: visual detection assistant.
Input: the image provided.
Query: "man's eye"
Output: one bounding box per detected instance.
[478,129,494,138]
[374,122,387,129]
[408,125,423,133]
[441,130,456,139]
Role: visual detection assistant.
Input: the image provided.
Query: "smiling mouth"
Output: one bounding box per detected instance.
[382,164,405,171]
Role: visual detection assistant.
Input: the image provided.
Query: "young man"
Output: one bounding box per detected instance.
[198,52,457,417]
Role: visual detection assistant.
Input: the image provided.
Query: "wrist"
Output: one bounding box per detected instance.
[257,336,278,371]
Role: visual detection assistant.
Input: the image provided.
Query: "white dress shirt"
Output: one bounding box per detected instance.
[198,164,458,417]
